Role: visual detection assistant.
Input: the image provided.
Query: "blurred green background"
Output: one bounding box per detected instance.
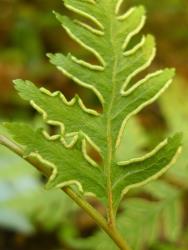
[0,0,188,250]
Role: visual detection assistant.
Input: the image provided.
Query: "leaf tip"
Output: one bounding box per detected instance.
[146,34,155,45]
[52,10,57,16]
[13,79,21,84]
[46,53,53,59]
[137,5,146,15]
[53,10,62,22]
[13,79,25,89]
[165,68,176,78]
[172,132,183,144]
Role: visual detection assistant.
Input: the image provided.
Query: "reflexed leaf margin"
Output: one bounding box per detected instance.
[0,1,182,249]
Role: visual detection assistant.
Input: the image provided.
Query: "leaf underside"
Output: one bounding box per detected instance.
[4,0,181,210]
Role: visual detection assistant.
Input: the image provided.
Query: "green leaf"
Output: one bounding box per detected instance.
[4,123,106,200]
[14,79,104,149]
[159,78,188,184]
[145,180,183,242]
[113,134,182,207]
[3,0,181,210]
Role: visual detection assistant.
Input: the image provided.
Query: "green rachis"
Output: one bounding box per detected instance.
[0,1,182,249]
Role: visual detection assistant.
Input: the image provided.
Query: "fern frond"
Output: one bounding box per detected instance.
[3,0,181,212]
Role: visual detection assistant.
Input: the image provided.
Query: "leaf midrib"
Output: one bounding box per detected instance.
[105,9,121,215]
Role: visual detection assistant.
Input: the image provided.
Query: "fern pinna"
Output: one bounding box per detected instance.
[0,1,182,249]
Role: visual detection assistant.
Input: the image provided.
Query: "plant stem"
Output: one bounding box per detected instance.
[62,186,131,250]
[0,135,132,250]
